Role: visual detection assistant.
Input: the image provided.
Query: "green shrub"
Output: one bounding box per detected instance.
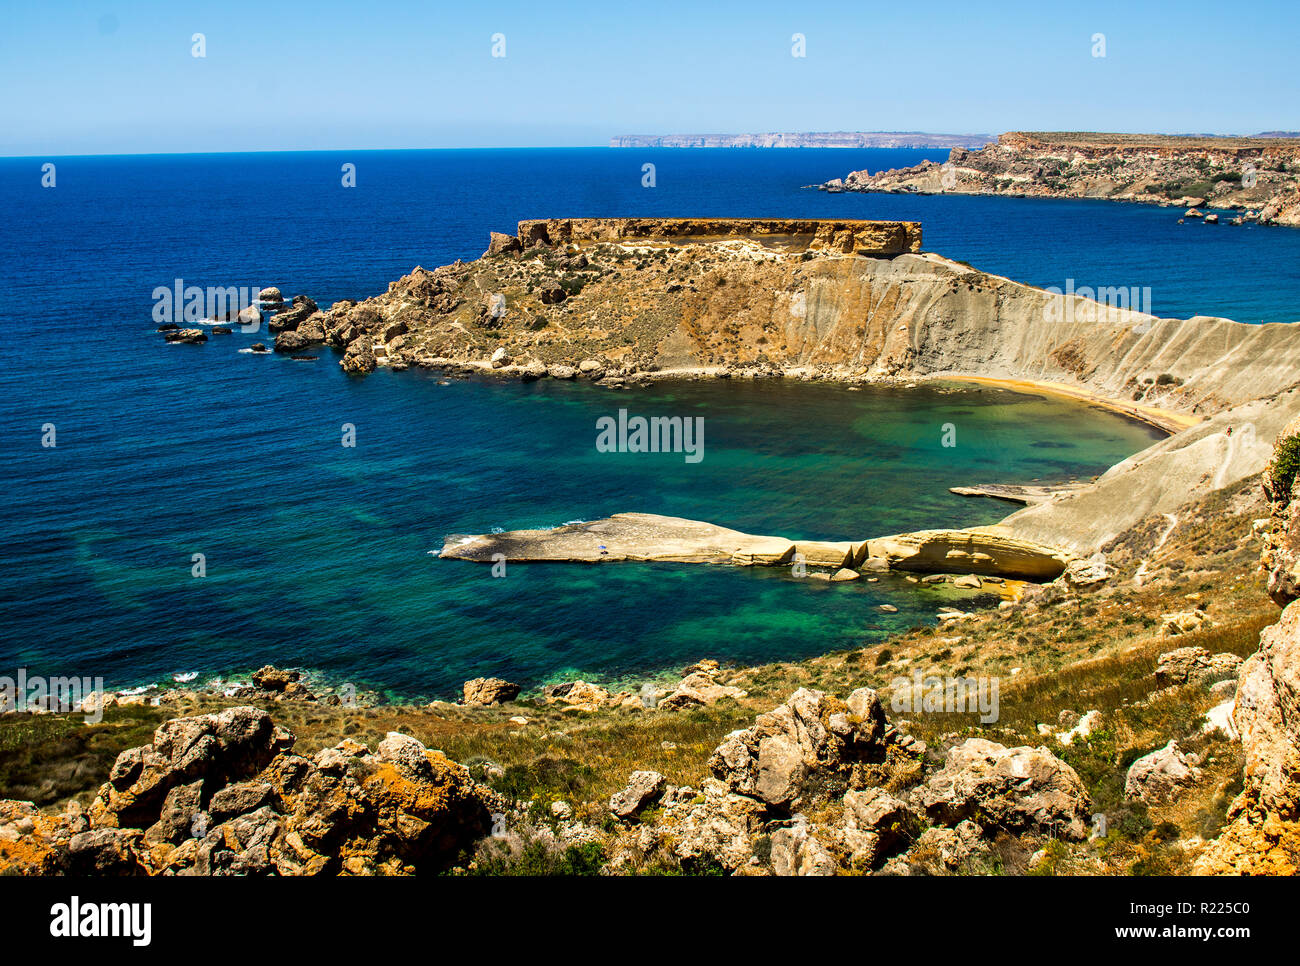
[1270,435,1300,499]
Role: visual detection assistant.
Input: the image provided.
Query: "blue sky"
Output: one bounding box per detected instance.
[2,0,1296,155]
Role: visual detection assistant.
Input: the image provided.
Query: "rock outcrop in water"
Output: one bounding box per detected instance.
[441,512,1072,581]
[824,131,1300,227]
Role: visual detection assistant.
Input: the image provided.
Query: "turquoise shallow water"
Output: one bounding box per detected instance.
[4,364,1159,699]
[1,147,1287,699]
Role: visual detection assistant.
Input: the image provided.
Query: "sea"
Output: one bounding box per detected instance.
[3,147,1298,700]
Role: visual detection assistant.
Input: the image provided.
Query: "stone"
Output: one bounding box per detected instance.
[1125,740,1201,804]
[831,568,861,582]
[64,828,146,875]
[1160,611,1212,637]
[252,665,300,692]
[90,706,292,831]
[609,770,666,819]
[1155,646,1242,687]
[843,787,912,854]
[164,328,207,345]
[657,662,747,710]
[769,823,836,876]
[341,342,377,376]
[485,232,521,257]
[544,680,613,711]
[952,574,982,589]
[461,677,521,706]
[208,781,275,822]
[1063,553,1111,588]
[709,687,888,808]
[910,738,1091,839]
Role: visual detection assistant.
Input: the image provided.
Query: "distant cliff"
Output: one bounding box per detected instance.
[610,132,994,149]
[822,131,1300,226]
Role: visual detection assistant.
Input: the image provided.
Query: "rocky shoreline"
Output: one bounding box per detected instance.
[820,131,1300,227]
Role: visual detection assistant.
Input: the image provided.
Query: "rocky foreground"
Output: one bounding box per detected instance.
[2,454,1298,873]
[822,132,1300,226]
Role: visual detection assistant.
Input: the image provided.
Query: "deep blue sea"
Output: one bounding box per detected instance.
[3,148,1298,700]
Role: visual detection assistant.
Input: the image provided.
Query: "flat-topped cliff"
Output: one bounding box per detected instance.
[512,217,922,255]
[271,220,1300,423]
[822,131,1300,226]
[609,132,994,149]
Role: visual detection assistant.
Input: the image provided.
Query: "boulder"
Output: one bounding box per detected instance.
[90,707,292,833]
[1063,554,1111,588]
[542,680,621,711]
[708,687,888,808]
[461,677,521,707]
[609,771,666,819]
[769,822,836,876]
[485,232,521,257]
[657,663,747,710]
[164,328,207,345]
[1124,740,1201,804]
[252,666,300,693]
[267,295,318,333]
[910,738,1091,839]
[902,819,989,874]
[274,330,311,354]
[1155,646,1242,687]
[64,829,146,876]
[208,781,275,823]
[843,786,913,854]
[1160,610,1211,637]
[341,342,377,376]
[1234,602,1300,817]
[539,281,567,304]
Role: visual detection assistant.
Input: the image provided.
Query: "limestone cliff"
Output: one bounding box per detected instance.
[824,132,1300,227]
[610,132,994,149]
[1197,418,1300,873]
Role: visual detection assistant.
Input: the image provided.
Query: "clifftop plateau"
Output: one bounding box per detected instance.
[610,132,994,149]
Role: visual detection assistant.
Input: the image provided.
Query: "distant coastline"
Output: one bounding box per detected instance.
[609,131,994,149]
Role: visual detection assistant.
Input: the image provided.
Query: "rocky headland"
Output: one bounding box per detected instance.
[174,215,1300,578]
[821,132,1300,226]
